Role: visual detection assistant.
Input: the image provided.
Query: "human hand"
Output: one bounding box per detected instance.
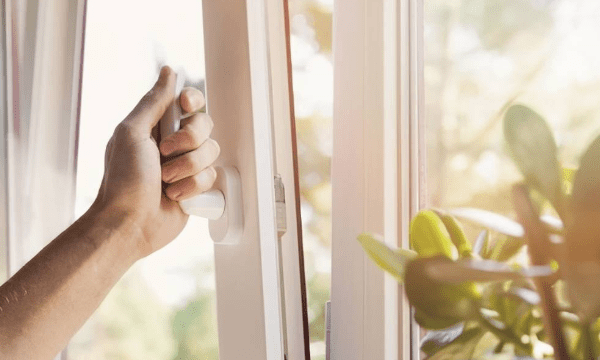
[93,66,220,258]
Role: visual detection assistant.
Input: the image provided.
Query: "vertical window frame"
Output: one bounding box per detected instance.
[331,0,424,359]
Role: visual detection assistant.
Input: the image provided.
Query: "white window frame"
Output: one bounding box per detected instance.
[2,1,310,360]
[330,0,424,359]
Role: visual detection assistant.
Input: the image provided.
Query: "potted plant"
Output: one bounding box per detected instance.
[358,104,600,359]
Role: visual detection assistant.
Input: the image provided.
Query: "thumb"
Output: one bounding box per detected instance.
[124,66,176,134]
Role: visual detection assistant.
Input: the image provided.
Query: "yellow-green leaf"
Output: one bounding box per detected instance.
[410,210,456,259]
[405,257,479,330]
[357,233,416,281]
[439,214,472,258]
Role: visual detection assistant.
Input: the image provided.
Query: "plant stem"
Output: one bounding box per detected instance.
[512,184,570,360]
[582,321,595,360]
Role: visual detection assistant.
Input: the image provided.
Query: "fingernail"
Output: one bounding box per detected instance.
[160,66,171,79]
[156,66,172,86]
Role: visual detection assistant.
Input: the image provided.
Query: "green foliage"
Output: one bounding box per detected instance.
[405,256,480,330]
[357,104,600,359]
[503,104,564,217]
[171,294,219,360]
[410,210,457,259]
[357,233,416,281]
[421,323,486,359]
[437,212,473,258]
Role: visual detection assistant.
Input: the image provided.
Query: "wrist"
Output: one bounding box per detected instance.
[85,203,149,264]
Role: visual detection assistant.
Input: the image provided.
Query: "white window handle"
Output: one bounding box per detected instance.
[160,72,244,245]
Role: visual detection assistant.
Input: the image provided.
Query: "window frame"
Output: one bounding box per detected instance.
[330,0,424,359]
[203,0,309,359]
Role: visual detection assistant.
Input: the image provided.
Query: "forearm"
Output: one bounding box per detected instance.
[0,205,143,359]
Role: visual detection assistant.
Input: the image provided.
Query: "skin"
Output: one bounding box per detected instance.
[0,66,220,359]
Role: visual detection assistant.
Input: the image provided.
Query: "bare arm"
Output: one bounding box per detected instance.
[0,207,142,359]
[0,66,220,359]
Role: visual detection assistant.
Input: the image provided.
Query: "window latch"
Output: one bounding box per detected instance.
[274,174,287,237]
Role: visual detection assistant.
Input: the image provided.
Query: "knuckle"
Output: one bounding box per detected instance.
[114,122,135,138]
[182,126,202,148]
[208,167,218,182]
[191,173,205,188]
[185,152,201,172]
[208,139,221,157]
[203,113,214,131]
[142,88,157,104]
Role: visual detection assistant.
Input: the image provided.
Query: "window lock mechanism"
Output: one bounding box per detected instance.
[274,174,287,237]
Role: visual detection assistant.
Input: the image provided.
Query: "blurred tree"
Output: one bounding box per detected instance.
[171,293,219,360]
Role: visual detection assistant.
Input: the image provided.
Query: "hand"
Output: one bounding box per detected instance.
[93,66,220,258]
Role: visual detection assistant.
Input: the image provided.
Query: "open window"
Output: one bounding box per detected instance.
[1,0,311,359]
[331,0,600,359]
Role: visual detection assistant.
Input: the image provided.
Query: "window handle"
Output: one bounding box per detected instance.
[160,71,244,245]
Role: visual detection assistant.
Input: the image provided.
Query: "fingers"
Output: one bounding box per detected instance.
[124,66,176,134]
[159,113,214,157]
[162,139,220,184]
[164,166,218,201]
[180,87,206,113]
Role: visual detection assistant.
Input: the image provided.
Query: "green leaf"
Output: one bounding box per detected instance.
[572,135,600,211]
[486,285,539,340]
[410,210,457,259]
[449,208,525,238]
[563,167,576,195]
[414,308,465,331]
[540,214,564,235]
[357,233,416,281]
[503,104,563,216]
[405,257,480,330]
[425,258,554,284]
[421,322,466,355]
[488,235,525,262]
[422,323,486,360]
[509,287,541,306]
[437,213,473,258]
[473,230,490,257]
[566,135,600,321]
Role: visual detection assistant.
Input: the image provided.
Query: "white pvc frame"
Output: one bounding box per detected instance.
[331,0,424,359]
[203,1,309,359]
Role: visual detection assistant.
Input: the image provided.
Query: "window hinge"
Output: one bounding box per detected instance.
[274,174,287,237]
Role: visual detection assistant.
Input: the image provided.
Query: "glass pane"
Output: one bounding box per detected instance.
[288,1,333,359]
[425,0,600,357]
[70,1,218,359]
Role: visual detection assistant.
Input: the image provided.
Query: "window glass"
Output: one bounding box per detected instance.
[425,0,600,357]
[70,1,218,359]
[288,1,333,359]
[426,0,600,211]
